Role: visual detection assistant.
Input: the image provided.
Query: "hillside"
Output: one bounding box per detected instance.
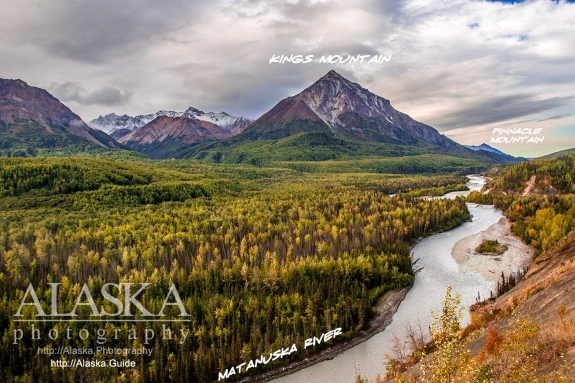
[0,78,125,157]
[484,154,575,196]
[466,230,575,374]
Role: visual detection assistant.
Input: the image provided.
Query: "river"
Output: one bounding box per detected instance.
[270,176,500,382]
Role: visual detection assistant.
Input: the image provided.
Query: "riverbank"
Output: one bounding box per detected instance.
[451,215,532,282]
[254,230,448,382]
[247,286,411,382]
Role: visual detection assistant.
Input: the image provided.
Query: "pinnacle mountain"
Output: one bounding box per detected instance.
[464,143,525,162]
[0,78,122,156]
[464,143,505,155]
[90,108,252,140]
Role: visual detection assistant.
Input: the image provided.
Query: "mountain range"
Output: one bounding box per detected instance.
[89,108,251,140]
[0,78,121,156]
[0,72,525,165]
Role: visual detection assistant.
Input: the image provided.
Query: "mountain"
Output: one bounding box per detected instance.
[464,143,506,155]
[0,78,123,156]
[179,71,519,165]
[118,115,233,158]
[239,70,457,148]
[90,108,251,140]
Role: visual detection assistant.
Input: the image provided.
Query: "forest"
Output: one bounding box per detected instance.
[0,157,472,382]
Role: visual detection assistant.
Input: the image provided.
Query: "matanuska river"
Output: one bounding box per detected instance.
[271,176,501,383]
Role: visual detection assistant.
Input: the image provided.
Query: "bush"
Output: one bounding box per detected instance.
[475,239,507,254]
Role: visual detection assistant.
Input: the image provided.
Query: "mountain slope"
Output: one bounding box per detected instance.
[90,108,251,140]
[0,78,123,156]
[119,115,233,158]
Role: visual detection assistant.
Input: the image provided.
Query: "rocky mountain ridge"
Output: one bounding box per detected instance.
[90,108,251,140]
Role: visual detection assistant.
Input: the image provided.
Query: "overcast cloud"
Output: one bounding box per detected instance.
[0,0,574,156]
[49,82,133,107]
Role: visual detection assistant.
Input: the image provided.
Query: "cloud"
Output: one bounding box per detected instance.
[50,82,133,107]
[433,94,575,129]
[1,0,211,64]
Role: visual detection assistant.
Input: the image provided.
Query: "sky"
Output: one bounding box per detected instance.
[0,0,574,157]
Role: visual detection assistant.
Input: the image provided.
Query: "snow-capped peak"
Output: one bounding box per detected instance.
[89,108,252,139]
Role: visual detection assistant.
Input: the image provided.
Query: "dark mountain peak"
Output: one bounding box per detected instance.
[1,77,83,128]
[0,78,28,89]
[0,78,76,126]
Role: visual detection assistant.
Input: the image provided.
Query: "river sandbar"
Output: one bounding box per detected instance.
[452,215,532,282]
